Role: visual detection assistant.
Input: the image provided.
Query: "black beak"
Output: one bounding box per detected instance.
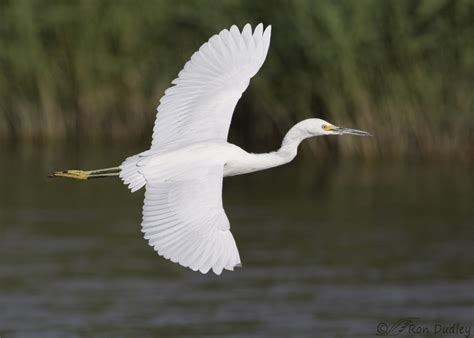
[332,127,372,137]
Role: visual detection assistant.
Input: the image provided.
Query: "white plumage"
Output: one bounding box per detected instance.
[151,23,271,151]
[51,23,371,274]
[116,23,371,274]
[121,24,271,274]
[142,165,240,274]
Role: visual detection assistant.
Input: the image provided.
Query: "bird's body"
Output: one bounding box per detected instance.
[127,143,279,179]
[51,23,371,274]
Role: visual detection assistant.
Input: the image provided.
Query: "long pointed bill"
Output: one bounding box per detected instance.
[333,127,372,137]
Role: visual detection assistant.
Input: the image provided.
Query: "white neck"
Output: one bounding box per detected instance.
[225,121,313,176]
[278,120,313,160]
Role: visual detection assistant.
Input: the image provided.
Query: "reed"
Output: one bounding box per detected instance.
[0,0,472,160]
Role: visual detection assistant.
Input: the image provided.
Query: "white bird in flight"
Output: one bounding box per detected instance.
[51,23,371,275]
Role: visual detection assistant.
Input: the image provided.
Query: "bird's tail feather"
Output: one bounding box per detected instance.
[119,154,146,192]
[49,167,121,180]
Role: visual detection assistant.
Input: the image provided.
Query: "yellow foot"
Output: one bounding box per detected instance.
[49,170,91,180]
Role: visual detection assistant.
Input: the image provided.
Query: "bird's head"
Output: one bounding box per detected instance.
[304,118,372,137]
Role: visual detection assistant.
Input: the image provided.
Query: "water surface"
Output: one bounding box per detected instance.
[0,146,473,337]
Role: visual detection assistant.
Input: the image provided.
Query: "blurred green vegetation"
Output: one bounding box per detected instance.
[0,0,473,159]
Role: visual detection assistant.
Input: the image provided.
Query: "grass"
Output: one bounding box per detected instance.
[0,0,473,160]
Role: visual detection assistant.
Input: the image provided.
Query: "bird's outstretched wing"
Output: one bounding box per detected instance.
[150,23,271,151]
[141,165,240,274]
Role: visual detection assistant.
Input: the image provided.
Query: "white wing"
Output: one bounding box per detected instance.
[124,24,271,273]
[141,165,241,274]
[150,23,271,151]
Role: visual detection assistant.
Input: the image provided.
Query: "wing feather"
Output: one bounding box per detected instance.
[150,24,271,151]
[123,25,268,272]
[141,165,240,274]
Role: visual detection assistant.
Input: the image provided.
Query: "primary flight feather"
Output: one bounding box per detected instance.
[51,23,371,275]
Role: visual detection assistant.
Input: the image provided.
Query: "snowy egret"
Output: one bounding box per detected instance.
[51,24,371,274]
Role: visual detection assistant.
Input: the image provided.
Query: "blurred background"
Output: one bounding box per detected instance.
[0,1,473,337]
[1,0,473,158]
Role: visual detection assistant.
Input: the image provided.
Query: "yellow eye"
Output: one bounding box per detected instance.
[322,124,330,131]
